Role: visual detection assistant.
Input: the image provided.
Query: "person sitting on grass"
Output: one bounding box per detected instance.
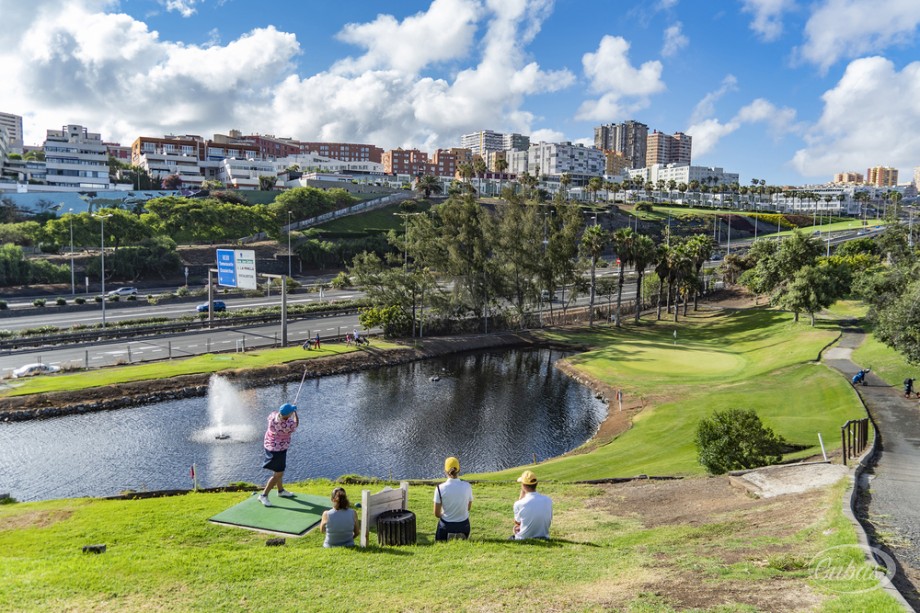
[320,487,360,548]
[258,403,299,507]
[511,470,552,540]
[433,456,473,541]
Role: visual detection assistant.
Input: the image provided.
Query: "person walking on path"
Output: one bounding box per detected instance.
[904,377,914,398]
[433,456,473,541]
[314,332,321,351]
[511,470,552,540]
[259,403,299,507]
[320,487,360,548]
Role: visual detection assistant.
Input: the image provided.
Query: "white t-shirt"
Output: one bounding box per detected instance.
[513,491,553,540]
[433,478,473,523]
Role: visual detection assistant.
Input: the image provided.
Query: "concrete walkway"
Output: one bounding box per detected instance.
[824,328,920,608]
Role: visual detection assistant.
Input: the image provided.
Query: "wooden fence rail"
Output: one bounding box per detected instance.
[841,418,870,466]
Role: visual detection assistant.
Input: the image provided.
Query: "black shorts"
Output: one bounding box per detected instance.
[435,518,470,541]
[262,448,288,472]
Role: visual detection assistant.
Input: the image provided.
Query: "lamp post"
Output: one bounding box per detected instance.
[287,210,292,280]
[68,208,75,295]
[93,213,113,327]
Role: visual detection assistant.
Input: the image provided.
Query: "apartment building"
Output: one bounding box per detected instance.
[217,158,277,190]
[833,171,864,184]
[274,153,384,175]
[131,135,205,166]
[627,163,739,188]
[382,148,429,175]
[0,112,24,151]
[866,166,898,187]
[604,150,630,176]
[528,142,605,184]
[594,120,648,169]
[646,130,691,166]
[239,134,301,159]
[105,142,131,162]
[460,130,529,156]
[299,141,383,163]
[43,124,109,189]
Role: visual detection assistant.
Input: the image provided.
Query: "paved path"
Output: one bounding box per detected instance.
[824,328,920,608]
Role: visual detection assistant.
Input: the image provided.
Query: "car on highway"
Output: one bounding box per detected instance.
[196,300,226,313]
[106,287,137,297]
[11,363,61,378]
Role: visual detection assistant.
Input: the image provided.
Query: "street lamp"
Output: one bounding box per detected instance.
[93,213,113,327]
[68,208,75,296]
[287,210,292,280]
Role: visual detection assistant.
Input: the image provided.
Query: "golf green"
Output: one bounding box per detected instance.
[209,492,331,536]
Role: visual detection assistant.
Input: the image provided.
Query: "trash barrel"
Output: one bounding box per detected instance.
[376,509,416,546]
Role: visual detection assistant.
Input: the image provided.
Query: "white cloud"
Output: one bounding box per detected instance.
[530,128,566,143]
[687,98,798,157]
[333,0,481,75]
[576,35,665,121]
[797,0,920,72]
[0,0,575,151]
[661,22,688,57]
[791,56,920,179]
[162,0,199,18]
[690,74,737,124]
[658,0,679,9]
[740,0,795,42]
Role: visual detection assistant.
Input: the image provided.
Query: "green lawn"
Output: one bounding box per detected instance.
[0,479,900,611]
[314,201,433,235]
[0,341,399,397]
[852,329,918,387]
[475,308,863,481]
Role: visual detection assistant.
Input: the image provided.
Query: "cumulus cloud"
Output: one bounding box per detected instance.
[661,22,688,57]
[791,56,920,179]
[1,0,575,150]
[530,128,566,143]
[576,35,665,121]
[690,74,738,124]
[333,0,481,75]
[740,0,795,42]
[162,0,199,18]
[797,0,920,72]
[687,98,798,157]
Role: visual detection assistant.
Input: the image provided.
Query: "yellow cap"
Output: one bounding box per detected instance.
[517,470,538,486]
[444,456,460,474]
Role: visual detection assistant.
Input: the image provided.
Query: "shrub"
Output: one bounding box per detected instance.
[0,300,6,310]
[108,295,119,302]
[177,286,190,297]
[127,294,137,301]
[330,271,350,289]
[74,297,86,305]
[55,297,67,306]
[32,298,46,307]
[695,408,786,474]
[94,296,103,303]
[634,202,653,212]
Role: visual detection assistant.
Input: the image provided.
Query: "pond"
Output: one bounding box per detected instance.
[0,348,607,502]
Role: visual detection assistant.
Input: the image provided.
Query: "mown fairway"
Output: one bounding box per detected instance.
[477,307,864,481]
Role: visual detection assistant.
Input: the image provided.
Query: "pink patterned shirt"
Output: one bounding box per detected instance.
[263,412,299,451]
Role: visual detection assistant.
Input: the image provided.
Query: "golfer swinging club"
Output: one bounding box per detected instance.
[259,403,299,507]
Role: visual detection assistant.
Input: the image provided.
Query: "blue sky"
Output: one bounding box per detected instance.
[2,0,919,186]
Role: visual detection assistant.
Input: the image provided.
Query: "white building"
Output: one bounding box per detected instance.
[460,130,529,156]
[43,125,110,190]
[274,153,384,175]
[528,142,605,183]
[135,152,204,188]
[217,158,277,190]
[0,112,23,151]
[627,163,739,187]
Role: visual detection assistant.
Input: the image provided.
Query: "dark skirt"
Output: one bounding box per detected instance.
[262,448,287,472]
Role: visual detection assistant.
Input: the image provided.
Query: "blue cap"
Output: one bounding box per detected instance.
[279,403,296,416]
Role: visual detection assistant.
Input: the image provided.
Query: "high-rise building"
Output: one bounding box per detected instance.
[0,112,24,151]
[866,166,898,187]
[460,130,529,155]
[593,120,648,169]
[44,124,109,189]
[913,167,920,187]
[528,141,605,183]
[833,171,864,184]
[646,130,692,166]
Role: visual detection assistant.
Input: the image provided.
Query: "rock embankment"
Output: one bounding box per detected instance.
[0,332,565,421]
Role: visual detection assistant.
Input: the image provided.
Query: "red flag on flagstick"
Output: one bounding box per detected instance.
[190,465,196,479]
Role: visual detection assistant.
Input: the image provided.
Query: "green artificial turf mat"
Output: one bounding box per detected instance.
[209,491,331,536]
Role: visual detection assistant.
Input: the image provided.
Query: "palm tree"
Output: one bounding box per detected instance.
[685,234,714,310]
[415,174,442,199]
[473,156,488,195]
[587,176,603,203]
[689,179,700,205]
[560,173,572,199]
[581,224,609,326]
[667,179,677,203]
[654,244,670,320]
[495,158,509,198]
[632,234,657,323]
[612,227,636,327]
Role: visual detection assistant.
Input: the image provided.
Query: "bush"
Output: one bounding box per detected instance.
[0,300,6,310]
[94,296,103,303]
[176,286,190,297]
[634,202,653,212]
[127,294,137,301]
[32,298,46,307]
[695,408,786,474]
[108,295,119,302]
[330,271,350,289]
[55,297,66,306]
[74,297,86,305]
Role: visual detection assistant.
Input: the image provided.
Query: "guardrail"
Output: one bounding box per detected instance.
[841,418,870,466]
[0,307,361,353]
